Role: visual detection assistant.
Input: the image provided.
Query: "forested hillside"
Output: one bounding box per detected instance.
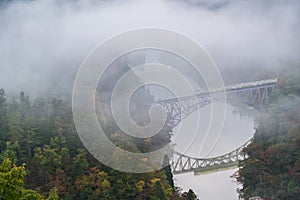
[0,88,200,200]
[235,67,300,199]
[0,55,199,199]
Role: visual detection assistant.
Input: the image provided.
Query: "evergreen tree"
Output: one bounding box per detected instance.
[0,89,9,143]
[187,189,197,200]
[162,154,175,190]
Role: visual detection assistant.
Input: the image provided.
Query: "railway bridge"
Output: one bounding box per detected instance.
[152,79,277,174]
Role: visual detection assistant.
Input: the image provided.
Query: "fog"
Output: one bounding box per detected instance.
[0,0,299,199]
[0,0,300,97]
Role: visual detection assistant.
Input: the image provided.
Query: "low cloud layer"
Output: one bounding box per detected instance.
[0,0,299,96]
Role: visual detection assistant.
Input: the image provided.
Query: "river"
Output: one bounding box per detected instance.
[172,103,257,199]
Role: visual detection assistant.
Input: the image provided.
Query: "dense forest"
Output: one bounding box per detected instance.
[0,89,201,200]
[0,55,200,199]
[235,66,300,199]
[1,65,300,200]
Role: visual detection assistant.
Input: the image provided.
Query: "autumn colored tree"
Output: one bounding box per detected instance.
[236,66,300,199]
[0,158,58,200]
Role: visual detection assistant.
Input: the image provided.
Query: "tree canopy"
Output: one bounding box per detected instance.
[235,66,300,199]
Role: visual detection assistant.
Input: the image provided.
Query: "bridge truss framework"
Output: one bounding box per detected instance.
[154,79,277,129]
[171,139,252,174]
[153,79,277,174]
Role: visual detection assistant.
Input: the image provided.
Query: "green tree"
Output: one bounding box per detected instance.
[162,154,174,190]
[151,181,167,200]
[46,188,59,200]
[0,158,26,200]
[72,148,88,178]
[0,158,50,200]
[21,190,43,200]
[0,88,9,142]
[0,141,19,164]
[34,137,68,174]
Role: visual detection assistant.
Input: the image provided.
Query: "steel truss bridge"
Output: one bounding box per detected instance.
[154,79,277,129]
[153,79,277,174]
[172,139,252,175]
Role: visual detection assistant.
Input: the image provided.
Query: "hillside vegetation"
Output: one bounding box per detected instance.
[0,59,198,199]
[235,67,300,199]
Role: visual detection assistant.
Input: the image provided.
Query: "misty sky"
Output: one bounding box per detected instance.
[1,0,300,199]
[1,0,300,96]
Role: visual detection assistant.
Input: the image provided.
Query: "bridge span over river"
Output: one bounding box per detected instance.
[152,79,277,174]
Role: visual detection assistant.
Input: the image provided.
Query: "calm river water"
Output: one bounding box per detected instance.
[172,103,257,200]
